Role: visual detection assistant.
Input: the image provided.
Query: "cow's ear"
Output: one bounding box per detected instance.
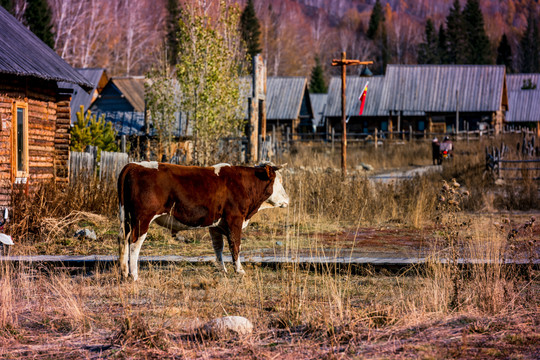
[256,165,275,181]
[271,163,286,172]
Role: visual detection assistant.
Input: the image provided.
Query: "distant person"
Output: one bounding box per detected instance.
[432,137,440,165]
[440,136,453,158]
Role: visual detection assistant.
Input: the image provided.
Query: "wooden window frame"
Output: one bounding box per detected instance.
[12,101,29,181]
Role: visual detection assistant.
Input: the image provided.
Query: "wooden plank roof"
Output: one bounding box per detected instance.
[380,65,507,113]
[507,73,540,91]
[0,6,92,90]
[111,77,146,112]
[506,90,540,122]
[266,77,308,120]
[241,77,310,121]
[326,76,389,117]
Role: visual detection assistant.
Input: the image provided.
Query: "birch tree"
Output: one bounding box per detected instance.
[176,1,247,165]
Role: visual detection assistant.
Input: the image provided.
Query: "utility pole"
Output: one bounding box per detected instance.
[331,52,373,177]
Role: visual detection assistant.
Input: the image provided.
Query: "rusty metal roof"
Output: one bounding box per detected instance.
[325,76,388,117]
[111,77,146,112]
[0,6,92,90]
[380,65,507,113]
[506,90,540,122]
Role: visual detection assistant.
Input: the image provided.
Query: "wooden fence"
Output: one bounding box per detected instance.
[70,149,129,183]
[485,138,540,181]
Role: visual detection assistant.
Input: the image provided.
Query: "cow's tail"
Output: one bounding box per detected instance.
[117,165,131,249]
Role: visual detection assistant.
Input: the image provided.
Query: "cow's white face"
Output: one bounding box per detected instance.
[264,171,289,209]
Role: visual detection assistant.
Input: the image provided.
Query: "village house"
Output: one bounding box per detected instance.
[0,6,92,206]
[380,65,508,134]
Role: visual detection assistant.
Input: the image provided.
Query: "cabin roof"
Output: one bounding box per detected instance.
[506,90,540,122]
[111,77,146,112]
[266,77,309,120]
[506,73,540,91]
[380,65,507,113]
[58,68,108,122]
[326,76,390,117]
[0,6,92,90]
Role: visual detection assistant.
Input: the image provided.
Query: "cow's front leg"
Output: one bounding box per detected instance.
[129,232,147,281]
[210,227,227,273]
[226,221,245,275]
[118,219,130,279]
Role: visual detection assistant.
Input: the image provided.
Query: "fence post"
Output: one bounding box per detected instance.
[408,125,412,142]
[331,128,335,153]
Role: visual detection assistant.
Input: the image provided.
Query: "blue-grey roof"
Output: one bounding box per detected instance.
[310,93,327,127]
[507,74,540,91]
[506,90,540,122]
[59,68,107,122]
[0,6,92,90]
[380,65,506,113]
[326,76,390,117]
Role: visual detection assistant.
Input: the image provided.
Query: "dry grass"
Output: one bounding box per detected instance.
[0,136,538,358]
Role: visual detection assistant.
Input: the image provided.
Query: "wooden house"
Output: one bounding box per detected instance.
[90,76,146,135]
[505,74,540,132]
[0,6,92,206]
[59,68,109,123]
[380,65,508,134]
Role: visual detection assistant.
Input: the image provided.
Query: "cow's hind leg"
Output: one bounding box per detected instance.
[210,228,227,273]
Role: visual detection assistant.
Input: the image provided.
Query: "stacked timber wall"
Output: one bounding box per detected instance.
[0,76,70,206]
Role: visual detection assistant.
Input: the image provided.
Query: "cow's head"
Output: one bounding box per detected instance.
[257,164,289,209]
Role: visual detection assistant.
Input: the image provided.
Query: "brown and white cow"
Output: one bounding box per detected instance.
[117,162,289,280]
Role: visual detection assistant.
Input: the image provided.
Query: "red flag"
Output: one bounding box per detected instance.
[358,81,369,116]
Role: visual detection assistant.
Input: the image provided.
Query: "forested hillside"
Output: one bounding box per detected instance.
[2,0,538,77]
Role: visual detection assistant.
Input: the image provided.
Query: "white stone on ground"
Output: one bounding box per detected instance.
[200,316,253,339]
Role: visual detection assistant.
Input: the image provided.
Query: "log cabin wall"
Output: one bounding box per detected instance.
[0,75,70,207]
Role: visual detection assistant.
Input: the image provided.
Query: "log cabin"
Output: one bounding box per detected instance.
[0,6,92,206]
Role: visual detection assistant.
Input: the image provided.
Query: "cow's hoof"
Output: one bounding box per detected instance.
[236,269,246,276]
[215,262,228,273]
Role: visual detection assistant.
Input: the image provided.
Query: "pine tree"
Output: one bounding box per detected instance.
[0,0,14,14]
[462,0,492,64]
[445,0,466,64]
[166,0,181,66]
[70,106,118,153]
[438,24,449,64]
[24,0,55,49]
[418,19,440,64]
[519,11,540,73]
[367,0,384,40]
[497,34,513,73]
[309,56,327,93]
[240,0,262,59]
